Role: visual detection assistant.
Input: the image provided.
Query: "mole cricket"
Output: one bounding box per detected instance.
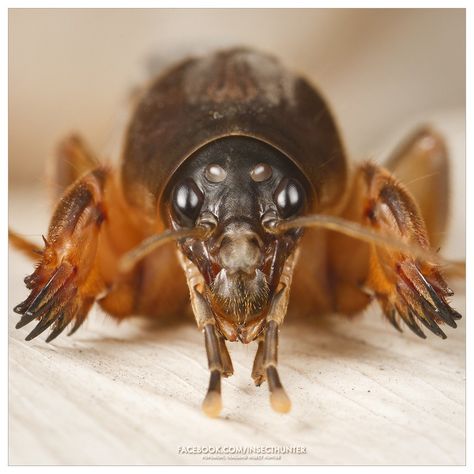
[10,48,463,417]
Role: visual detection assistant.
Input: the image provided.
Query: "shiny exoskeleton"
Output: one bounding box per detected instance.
[10,48,462,417]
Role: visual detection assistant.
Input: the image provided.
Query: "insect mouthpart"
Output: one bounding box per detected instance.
[201,222,269,340]
[209,226,269,327]
[217,229,264,276]
[210,268,270,326]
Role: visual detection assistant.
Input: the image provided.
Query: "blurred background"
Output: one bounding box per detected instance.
[9,9,465,175]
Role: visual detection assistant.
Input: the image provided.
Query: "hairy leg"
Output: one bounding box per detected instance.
[13,167,110,341]
[329,155,460,338]
[12,132,191,340]
[9,135,99,261]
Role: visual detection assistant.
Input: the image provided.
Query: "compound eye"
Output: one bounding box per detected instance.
[172,178,204,227]
[205,163,227,183]
[250,163,272,182]
[273,177,304,218]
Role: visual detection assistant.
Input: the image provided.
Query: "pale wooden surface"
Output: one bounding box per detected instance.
[8,186,465,465]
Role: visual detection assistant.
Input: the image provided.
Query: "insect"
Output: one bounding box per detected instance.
[10,47,463,417]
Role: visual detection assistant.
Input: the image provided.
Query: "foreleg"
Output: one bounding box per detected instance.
[332,161,461,338]
[13,167,109,342]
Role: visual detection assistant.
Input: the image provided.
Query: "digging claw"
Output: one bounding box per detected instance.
[25,318,55,341]
[14,261,91,342]
[382,260,461,340]
[45,315,69,343]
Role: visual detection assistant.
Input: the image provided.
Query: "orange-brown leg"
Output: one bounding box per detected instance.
[11,135,190,340]
[9,135,99,261]
[13,167,110,341]
[329,131,460,338]
[11,134,164,338]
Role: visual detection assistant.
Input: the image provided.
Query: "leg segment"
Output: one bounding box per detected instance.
[9,135,100,263]
[12,133,191,338]
[330,156,460,338]
[13,167,109,342]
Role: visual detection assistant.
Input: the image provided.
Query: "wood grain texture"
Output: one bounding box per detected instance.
[8,187,465,465]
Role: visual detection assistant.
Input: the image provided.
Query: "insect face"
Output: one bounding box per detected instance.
[166,136,308,342]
